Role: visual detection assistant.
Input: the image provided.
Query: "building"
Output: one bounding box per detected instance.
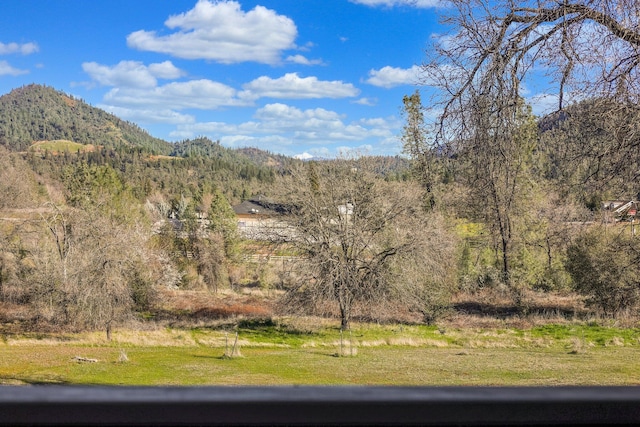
[232,196,289,240]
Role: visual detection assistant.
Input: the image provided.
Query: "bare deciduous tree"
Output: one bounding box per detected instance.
[425,0,640,130]
[466,99,538,291]
[274,158,457,329]
[424,0,640,191]
[26,204,152,339]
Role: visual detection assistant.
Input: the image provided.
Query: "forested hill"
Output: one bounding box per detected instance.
[237,147,299,170]
[0,84,409,188]
[0,85,298,169]
[0,84,172,153]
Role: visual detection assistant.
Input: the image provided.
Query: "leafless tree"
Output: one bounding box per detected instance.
[467,98,538,291]
[0,225,20,303]
[26,204,152,339]
[273,158,457,329]
[424,0,640,190]
[425,0,640,132]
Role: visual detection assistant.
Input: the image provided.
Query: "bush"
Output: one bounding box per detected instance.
[565,226,640,317]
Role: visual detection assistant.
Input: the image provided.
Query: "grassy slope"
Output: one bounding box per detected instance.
[1,323,638,386]
[29,140,92,153]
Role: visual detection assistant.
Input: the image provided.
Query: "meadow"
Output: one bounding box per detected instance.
[2,321,639,386]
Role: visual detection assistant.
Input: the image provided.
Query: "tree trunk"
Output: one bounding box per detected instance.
[501,235,510,287]
[340,312,350,330]
[339,303,350,331]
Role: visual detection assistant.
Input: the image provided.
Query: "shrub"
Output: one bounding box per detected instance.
[565,226,640,317]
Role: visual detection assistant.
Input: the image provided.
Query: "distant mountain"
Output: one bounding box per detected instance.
[170,137,228,158]
[0,84,171,154]
[236,147,299,169]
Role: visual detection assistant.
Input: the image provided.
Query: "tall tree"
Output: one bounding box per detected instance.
[468,98,538,289]
[208,189,240,259]
[401,90,436,210]
[423,0,640,190]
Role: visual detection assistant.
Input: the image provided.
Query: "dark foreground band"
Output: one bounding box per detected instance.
[0,386,639,426]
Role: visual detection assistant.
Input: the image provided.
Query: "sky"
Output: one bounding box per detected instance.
[0,0,453,158]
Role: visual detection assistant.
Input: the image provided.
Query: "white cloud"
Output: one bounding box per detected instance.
[0,60,28,76]
[350,0,440,8]
[310,147,332,157]
[358,117,398,128]
[527,93,559,117]
[148,61,185,79]
[294,152,314,160]
[366,65,421,88]
[256,103,343,122]
[100,105,195,125]
[103,79,245,110]
[0,42,38,55]
[285,55,325,66]
[353,97,377,106]
[171,103,399,153]
[83,60,185,88]
[526,92,583,117]
[240,73,359,100]
[127,0,298,64]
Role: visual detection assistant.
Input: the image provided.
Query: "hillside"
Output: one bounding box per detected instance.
[237,147,299,170]
[0,84,171,154]
[170,137,294,169]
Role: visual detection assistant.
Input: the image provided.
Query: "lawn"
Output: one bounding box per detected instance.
[1,322,639,386]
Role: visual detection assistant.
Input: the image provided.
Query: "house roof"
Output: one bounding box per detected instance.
[233,196,289,216]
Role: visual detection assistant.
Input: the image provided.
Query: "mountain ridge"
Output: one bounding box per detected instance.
[0,84,172,154]
[0,84,409,177]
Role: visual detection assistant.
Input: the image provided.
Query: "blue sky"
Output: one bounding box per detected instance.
[0,0,450,158]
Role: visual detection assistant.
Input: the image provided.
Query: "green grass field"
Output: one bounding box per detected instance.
[28,139,92,153]
[1,322,639,386]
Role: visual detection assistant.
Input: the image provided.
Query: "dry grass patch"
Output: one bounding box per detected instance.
[449,289,589,329]
[386,337,449,347]
[152,288,274,325]
[356,339,390,348]
[5,337,72,346]
[466,339,519,349]
[607,336,625,346]
[568,337,589,354]
[115,329,199,347]
[520,336,553,348]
